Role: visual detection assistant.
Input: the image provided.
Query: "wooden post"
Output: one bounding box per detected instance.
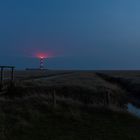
[0,67,4,91]
[10,67,14,87]
[52,89,56,108]
[104,91,110,106]
[11,67,14,82]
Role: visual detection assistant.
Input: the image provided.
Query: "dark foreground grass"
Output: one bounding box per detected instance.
[0,96,140,140]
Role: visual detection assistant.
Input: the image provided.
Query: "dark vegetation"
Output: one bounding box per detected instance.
[0,71,140,139]
[1,90,140,140]
[96,72,140,107]
[96,73,132,91]
[5,84,125,109]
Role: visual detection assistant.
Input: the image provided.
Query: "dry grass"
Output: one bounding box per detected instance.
[4,71,126,110]
[0,70,140,140]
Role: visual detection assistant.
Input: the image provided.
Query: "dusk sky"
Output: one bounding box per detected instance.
[0,0,140,69]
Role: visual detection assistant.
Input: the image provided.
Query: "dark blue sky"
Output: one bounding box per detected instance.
[0,0,140,69]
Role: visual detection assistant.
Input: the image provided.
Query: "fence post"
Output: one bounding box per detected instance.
[104,91,110,106]
[52,89,56,108]
[0,67,4,91]
[0,66,15,91]
[10,67,14,87]
[11,67,14,82]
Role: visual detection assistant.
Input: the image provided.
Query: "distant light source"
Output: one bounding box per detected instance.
[36,53,47,59]
[40,56,44,59]
[33,51,55,70]
[36,53,48,70]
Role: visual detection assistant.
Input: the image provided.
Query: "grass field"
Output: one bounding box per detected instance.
[1,70,140,139]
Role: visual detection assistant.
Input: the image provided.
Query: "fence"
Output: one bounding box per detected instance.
[0,66,15,91]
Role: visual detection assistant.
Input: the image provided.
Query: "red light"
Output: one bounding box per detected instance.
[26,49,56,59]
[36,52,49,59]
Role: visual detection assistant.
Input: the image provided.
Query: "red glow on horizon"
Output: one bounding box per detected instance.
[35,51,54,59]
[36,53,47,59]
[22,46,60,59]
